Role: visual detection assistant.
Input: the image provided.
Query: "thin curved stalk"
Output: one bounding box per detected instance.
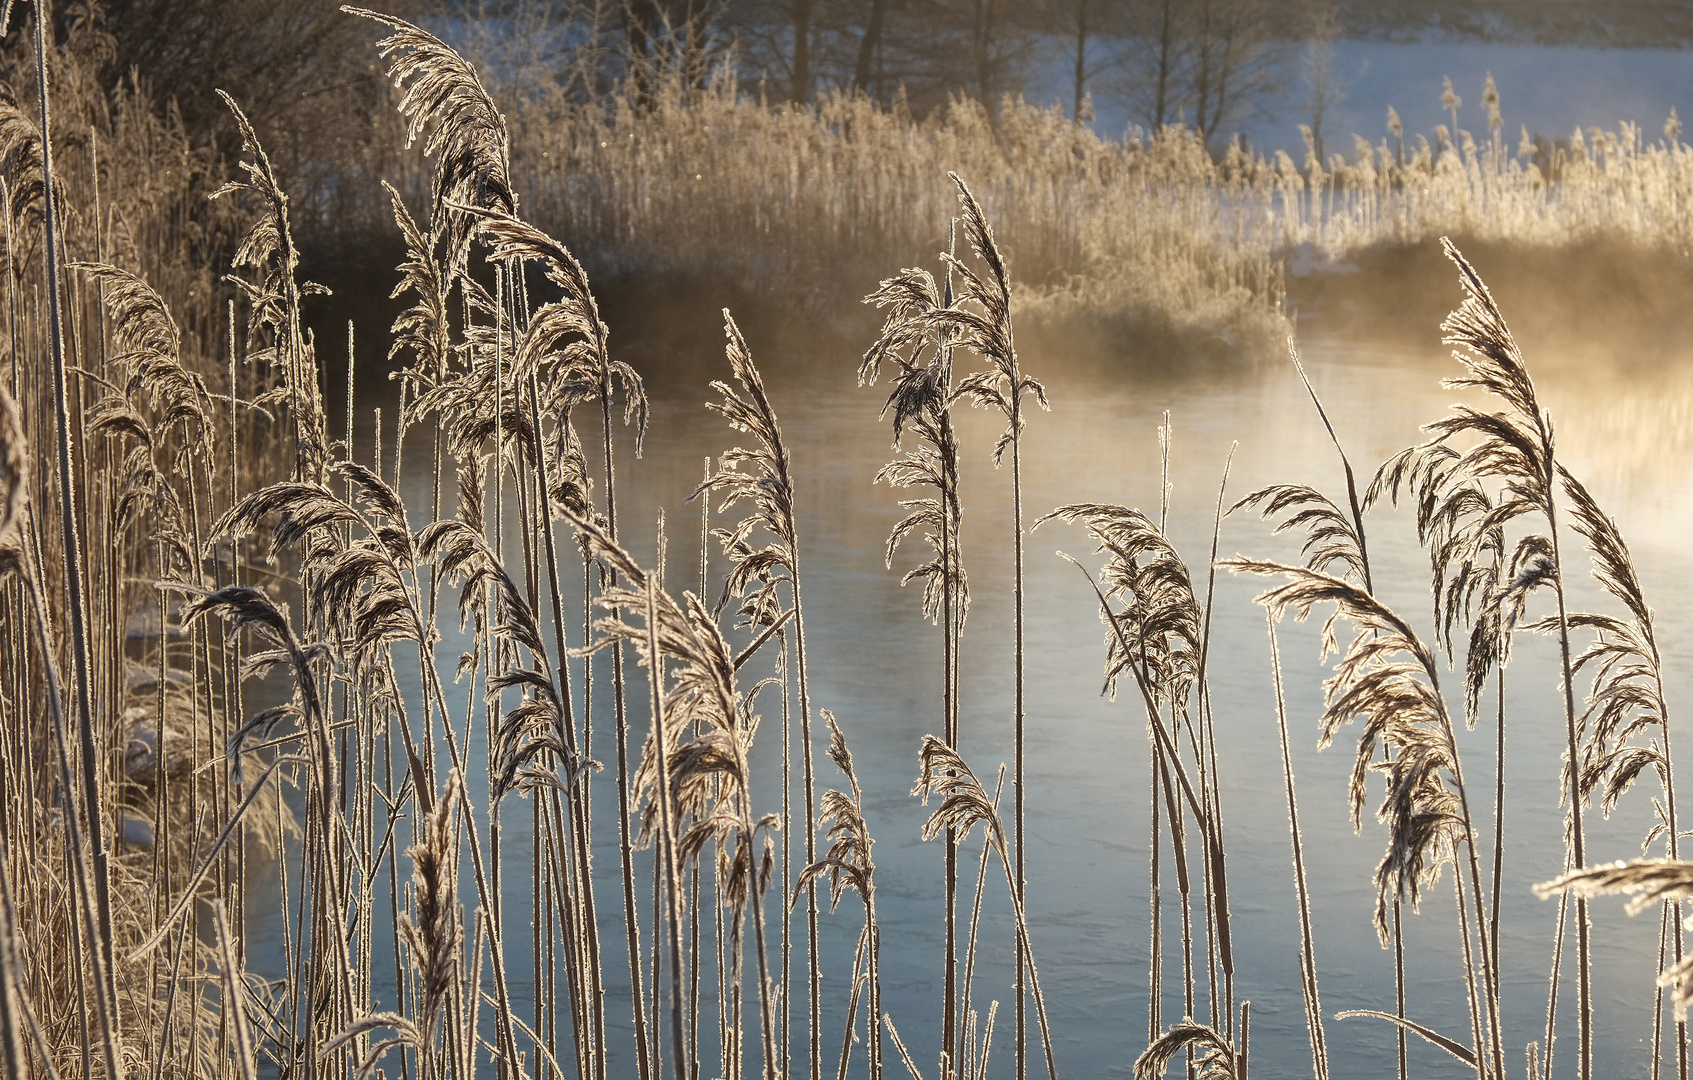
[647,520,689,1080]
[601,362,652,1080]
[1546,512,1592,1080]
[1267,613,1327,1080]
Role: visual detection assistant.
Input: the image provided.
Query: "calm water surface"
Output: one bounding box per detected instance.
[247,296,1693,1078]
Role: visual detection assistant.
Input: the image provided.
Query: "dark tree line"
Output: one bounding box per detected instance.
[72,0,1675,178]
[81,0,1339,157]
[722,0,1315,135]
[62,0,1354,249]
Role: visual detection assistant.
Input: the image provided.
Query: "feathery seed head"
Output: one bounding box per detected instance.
[344,7,515,226]
[1226,557,1464,941]
[1134,1021,1238,1080]
[401,769,465,1038]
[0,386,25,552]
[913,735,1004,856]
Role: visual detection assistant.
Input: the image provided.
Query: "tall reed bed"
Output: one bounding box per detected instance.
[2,3,1692,1079]
[481,69,1693,356]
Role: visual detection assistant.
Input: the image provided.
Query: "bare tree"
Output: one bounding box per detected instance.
[1301,0,1356,164]
[850,0,887,97]
[1189,0,1282,148]
[1114,0,1285,144]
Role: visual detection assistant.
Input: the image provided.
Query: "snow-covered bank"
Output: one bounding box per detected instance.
[1025,38,1692,158]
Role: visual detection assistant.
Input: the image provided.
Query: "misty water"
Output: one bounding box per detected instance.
[242,264,1693,1078]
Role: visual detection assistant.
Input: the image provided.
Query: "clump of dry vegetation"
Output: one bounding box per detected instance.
[482,65,1693,362]
[3,3,1692,1080]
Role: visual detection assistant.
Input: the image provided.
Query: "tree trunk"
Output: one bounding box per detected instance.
[852,0,888,99]
[1072,0,1088,122]
[791,0,812,103]
[973,0,997,110]
[1193,0,1213,139]
[1153,0,1175,129]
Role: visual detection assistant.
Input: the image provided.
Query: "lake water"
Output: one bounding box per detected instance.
[245,264,1693,1079]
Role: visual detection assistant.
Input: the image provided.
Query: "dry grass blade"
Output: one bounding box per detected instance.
[1333,1010,1477,1068]
[212,900,259,1080]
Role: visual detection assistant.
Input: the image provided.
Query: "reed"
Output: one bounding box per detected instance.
[930,174,1048,1080]
[862,219,968,1069]
[5,7,1693,1080]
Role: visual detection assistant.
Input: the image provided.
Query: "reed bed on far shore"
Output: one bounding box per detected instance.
[5,4,1693,1080]
[477,67,1693,360]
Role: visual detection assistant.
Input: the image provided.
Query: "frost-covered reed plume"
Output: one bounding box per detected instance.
[863,218,971,1067]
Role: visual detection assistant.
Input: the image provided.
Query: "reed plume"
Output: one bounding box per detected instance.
[863,228,969,1063]
[1223,557,1500,1075]
[1548,466,1686,1076]
[1039,504,1200,705]
[343,4,514,262]
[571,507,783,1080]
[1133,1021,1238,1080]
[933,173,1047,1080]
[1538,860,1693,1021]
[697,309,822,1080]
[1040,493,1239,1066]
[71,262,213,443]
[913,736,1058,1080]
[0,386,25,550]
[1371,237,1644,1080]
[212,91,325,482]
[400,768,465,1060]
[796,712,882,1080]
